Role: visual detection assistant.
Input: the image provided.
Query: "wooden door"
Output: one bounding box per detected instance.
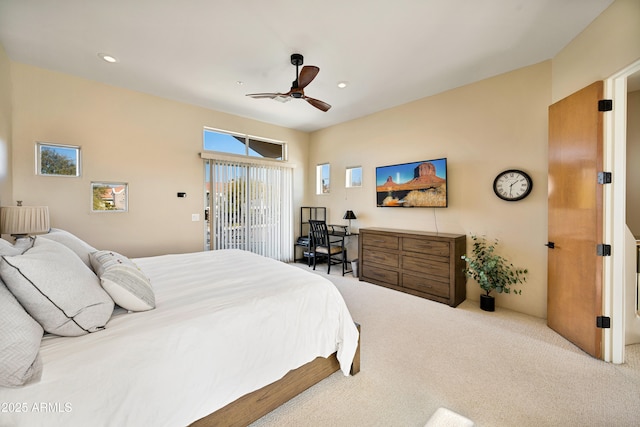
[547,81,604,359]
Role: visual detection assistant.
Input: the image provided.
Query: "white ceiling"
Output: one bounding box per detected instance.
[0,0,614,132]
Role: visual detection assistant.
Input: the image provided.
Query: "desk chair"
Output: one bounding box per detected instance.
[308,219,347,275]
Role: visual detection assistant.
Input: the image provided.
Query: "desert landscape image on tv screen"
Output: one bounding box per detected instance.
[375,158,447,208]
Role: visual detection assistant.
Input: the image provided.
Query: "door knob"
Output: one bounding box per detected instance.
[545,242,555,249]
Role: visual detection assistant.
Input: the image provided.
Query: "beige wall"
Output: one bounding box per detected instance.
[305,0,640,318]
[628,90,640,237]
[552,0,640,102]
[10,63,309,257]
[308,61,551,318]
[0,44,12,206]
[4,0,639,319]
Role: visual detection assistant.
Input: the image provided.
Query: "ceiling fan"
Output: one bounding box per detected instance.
[246,53,331,112]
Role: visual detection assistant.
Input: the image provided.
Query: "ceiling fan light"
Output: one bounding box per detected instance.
[98,53,118,63]
[273,95,291,103]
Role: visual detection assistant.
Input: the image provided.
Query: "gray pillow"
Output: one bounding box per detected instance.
[0,279,43,387]
[39,228,97,268]
[0,238,114,336]
[90,250,155,312]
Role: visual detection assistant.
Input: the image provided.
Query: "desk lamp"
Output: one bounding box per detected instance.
[343,210,357,235]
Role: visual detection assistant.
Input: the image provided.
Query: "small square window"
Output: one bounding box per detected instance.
[346,166,362,188]
[36,142,81,177]
[316,164,330,194]
[92,182,128,212]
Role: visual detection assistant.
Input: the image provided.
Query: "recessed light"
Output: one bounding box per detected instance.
[98,53,118,63]
[337,81,348,89]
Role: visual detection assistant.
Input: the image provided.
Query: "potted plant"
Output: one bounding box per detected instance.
[461,235,528,311]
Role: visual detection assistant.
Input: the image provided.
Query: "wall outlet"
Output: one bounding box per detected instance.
[191,214,200,222]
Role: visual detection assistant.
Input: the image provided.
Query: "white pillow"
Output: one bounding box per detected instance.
[0,237,33,256]
[39,228,97,268]
[13,236,36,253]
[0,279,43,387]
[90,250,155,312]
[0,238,114,336]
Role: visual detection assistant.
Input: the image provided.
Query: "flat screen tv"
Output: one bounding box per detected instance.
[375,158,447,207]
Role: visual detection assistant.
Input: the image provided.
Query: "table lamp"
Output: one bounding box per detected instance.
[343,210,357,235]
[0,202,50,240]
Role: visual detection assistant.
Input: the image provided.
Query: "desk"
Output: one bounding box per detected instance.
[294,226,359,275]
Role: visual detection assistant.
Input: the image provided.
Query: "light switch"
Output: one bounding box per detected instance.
[191,214,200,222]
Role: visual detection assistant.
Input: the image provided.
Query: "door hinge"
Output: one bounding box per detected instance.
[597,171,612,184]
[598,99,613,111]
[596,316,611,329]
[596,244,611,256]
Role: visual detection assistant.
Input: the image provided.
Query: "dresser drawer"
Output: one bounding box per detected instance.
[402,254,449,279]
[403,273,450,298]
[402,237,449,256]
[362,233,399,250]
[362,264,399,286]
[363,250,399,268]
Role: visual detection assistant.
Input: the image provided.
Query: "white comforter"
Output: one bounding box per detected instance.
[0,249,359,427]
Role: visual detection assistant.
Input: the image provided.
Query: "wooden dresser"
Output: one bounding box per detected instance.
[358,228,466,307]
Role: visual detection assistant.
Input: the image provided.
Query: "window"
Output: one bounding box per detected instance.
[205,159,293,261]
[346,166,362,188]
[91,182,128,212]
[316,164,330,194]
[203,128,286,160]
[36,142,81,177]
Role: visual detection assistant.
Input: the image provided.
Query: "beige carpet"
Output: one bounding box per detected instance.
[250,263,640,427]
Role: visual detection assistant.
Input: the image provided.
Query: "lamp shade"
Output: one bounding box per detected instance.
[343,210,357,220]
[0,206,50,236]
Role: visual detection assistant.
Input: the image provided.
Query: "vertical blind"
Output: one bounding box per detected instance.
[208,158,293,262]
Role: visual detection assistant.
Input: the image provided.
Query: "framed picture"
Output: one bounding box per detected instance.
[375,158,448,207]
[91,182,128,212]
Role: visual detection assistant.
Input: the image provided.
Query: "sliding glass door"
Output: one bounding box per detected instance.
[204,158,293,262]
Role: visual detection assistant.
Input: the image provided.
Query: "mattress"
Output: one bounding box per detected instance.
[0,249,359,427]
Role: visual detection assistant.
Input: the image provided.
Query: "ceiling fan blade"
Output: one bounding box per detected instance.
[245,92,283,99]
[304,96,331,112]
[297,66,319,89]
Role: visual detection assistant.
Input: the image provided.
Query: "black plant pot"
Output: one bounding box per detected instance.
[480,294,495,312]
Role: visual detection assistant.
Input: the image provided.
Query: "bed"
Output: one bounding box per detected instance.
[0,231,360,427]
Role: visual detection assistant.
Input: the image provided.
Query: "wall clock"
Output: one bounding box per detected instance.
[493,169,533,201]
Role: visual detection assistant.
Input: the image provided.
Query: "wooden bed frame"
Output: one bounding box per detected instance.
[191,323,361,427]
